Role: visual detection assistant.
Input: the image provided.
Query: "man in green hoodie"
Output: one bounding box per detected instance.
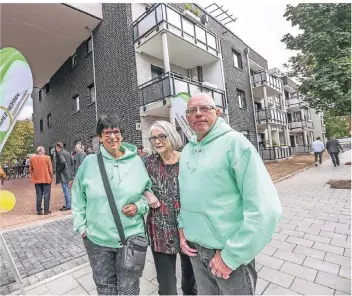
[178,93,282,295]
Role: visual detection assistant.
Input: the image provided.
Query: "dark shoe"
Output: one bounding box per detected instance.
[44,211,51,215]
[60,206,66,211]
[63,208,71,211]
[37,212,42,215]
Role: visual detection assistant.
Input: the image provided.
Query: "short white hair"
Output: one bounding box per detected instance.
[150,121,183,152]
[37,146,45,154]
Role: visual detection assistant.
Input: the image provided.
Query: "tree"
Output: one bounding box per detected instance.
[282,4,351,116]
[1,119,35,164]
[325,113,350,139]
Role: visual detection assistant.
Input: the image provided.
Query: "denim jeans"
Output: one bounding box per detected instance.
[35,183,51,213]
[188,241,257,295]
[330,152,340,167]
[314,152,323,164]
[84,237,144,295]
[152,251,197,295]
[61,181,71,209]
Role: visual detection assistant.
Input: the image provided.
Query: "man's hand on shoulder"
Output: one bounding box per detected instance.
[209,250,233,280]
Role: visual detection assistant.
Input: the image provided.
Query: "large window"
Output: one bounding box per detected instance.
[233,50,243,70]
[237,89,246,109]
[40,119,43,132]
[73,95,80,113]
[88,84,96,104]
[151,65,164,79]
[47,113,52,128]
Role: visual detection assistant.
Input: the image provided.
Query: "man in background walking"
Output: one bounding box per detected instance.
[311,137,325,166]
[30,146,53,215]
[73,143,86,177]
[326,138,344,167]
[55,142,73,211]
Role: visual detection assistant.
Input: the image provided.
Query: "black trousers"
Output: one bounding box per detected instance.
[330,152,340,166]
[152,251,197,295]
[314,152,323,164]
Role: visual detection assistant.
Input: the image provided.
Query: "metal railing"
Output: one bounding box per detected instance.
[286,93,309,107]
[282,76,297,90]
[251,70,282,92]
[133,3,220,57]
[259,147,292,160]
[256,108,287,125]
[289,120,314,130]
[139,72,226,108]
[292,145,311,154]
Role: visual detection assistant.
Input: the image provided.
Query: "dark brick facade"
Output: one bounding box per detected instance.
[33,4,142,153]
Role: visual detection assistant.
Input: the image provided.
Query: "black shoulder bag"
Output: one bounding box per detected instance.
[97,153,148,271]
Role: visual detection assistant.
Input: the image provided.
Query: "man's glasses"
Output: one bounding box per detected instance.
[102,129,121,137]
[186,105,216,116]
[149,134,167,142]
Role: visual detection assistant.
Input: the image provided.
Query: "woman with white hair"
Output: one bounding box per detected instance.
[144,121,196,295]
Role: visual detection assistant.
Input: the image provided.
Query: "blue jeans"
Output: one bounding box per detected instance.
[61,181,71,209]
[188,241,257,295]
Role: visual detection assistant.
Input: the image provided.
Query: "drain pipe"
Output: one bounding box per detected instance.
[85,27,98,122]
[245,47,260,151]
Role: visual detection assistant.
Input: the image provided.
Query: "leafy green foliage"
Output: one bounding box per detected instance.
[1,119,35,164]
[282,4,351,116]
[325,113,350,139]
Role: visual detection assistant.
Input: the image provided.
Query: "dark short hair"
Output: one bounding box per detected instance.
[96,114,125,136]
[317,137,321,140]
[56,142,64,149]
[138,146,144,151]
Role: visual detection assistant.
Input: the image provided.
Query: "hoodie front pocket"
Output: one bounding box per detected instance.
[181,209,223,245]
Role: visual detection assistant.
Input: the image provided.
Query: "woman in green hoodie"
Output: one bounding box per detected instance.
[71,114,151,295]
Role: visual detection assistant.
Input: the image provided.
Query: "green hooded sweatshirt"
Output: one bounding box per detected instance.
[178,117,282,270]
[72,143,151,248]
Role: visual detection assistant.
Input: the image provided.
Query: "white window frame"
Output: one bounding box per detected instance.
[237,90,246,109]
[88,84,96,104]
[72,53,77,69]
[87,38,92,54]
[73,95,80,113]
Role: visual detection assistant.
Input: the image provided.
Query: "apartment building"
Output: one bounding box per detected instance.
[3,3,323,160]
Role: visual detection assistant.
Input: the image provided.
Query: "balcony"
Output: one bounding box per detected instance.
[259,147,292,161]
[251,70,283,98]
[133,4,221,68]
[286,93,309,111]
[282,76,297,93]
[256,108,287,126]
[289,120,314,131]
[139,72,225,112]
[292,145,311,154]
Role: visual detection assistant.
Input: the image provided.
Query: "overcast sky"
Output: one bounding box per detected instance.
[18,1,300,120]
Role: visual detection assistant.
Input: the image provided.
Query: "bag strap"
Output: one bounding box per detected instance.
[97,153,127,245]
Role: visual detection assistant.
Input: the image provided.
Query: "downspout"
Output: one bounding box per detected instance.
[218,39,230,124]
[245,47,259,151]
[85,27,98,122]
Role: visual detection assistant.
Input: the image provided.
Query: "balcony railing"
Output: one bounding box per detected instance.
[259,147,292,161]
[286,93,309,107]
[251,70,282,92]
[292,145,311,154]
[289,120,314,130]
[256,108,287,125]
[133,4,220,57]
[282,76,297,90]
[139,72,226,109]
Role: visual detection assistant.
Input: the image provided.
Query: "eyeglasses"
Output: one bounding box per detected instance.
[186,105,216,116]
[102,129,121,137]
[149,134,167,142]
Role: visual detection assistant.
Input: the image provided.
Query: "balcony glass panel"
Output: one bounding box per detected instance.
[207,34,216,49]
[183,18,194,36]
[156,5,162,23]
[195,26,206,43]
[189,84,201,95]
[167,7,181,28]
[214,92,223,107]
[137,12,156,38]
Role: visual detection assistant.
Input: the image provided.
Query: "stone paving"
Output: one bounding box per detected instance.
[1,152,351,295]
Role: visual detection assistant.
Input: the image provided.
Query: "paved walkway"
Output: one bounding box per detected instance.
[1,152,350,295]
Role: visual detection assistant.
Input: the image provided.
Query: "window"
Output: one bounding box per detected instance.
[45,83,50,94]
[241,130,250,140]
[151,65,164,79]
[39,90,43,102]
[237,89,246,109]
[72,53,77,69]
[73,95,80,113]
[88,84,96,104]
[47,113,52,128]
[284,90,289,100]
[87,38,92,54]
[40,119,43,132]
[233,50,243,70]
